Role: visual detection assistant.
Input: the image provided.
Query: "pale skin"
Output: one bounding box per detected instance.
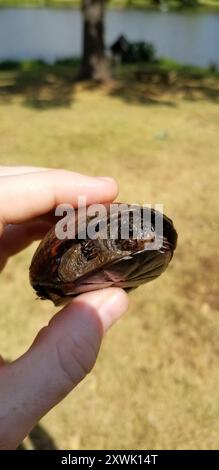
[0,167,129,449]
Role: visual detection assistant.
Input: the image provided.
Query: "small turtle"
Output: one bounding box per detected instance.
[29,203,177,305]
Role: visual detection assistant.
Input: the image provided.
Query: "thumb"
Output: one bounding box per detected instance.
[0,288,128,449]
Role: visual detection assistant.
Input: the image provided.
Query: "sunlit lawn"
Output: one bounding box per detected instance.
[0,68,219,449]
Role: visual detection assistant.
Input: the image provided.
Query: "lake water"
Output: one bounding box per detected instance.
[0,8,218,67]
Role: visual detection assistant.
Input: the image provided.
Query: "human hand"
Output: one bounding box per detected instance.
[0,166,128,449]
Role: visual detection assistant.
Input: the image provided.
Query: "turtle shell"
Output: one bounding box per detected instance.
[29,203,177,305]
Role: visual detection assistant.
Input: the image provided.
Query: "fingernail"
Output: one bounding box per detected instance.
[97,176,116,183]
[99,289,129,332]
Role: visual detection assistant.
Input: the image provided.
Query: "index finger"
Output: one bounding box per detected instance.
[0,169,118,227]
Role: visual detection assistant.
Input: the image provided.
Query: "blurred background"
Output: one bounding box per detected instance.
[0,0,219,450]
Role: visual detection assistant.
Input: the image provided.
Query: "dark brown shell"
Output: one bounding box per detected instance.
[29,203,177,305]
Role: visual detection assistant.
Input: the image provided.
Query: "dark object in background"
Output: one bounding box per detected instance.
[110,35,156,63]
[30,204,177,305]
[0,60,20,71]
[110,35,130,59]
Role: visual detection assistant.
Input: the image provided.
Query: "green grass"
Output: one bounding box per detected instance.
[115,58,219,78]
[0,65,219,449]
[0,0,219,10]
[0,58,218,110]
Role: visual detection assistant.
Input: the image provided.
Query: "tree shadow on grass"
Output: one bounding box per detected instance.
[0,61,218,109]
[178,83,219,102]
[108,82,176,107]
[107,67,219,106]
[0,63,79,110]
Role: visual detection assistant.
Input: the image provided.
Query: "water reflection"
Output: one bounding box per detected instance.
[0,8,218,67]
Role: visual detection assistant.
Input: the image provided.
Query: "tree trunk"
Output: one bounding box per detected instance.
[81,0,108,81]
